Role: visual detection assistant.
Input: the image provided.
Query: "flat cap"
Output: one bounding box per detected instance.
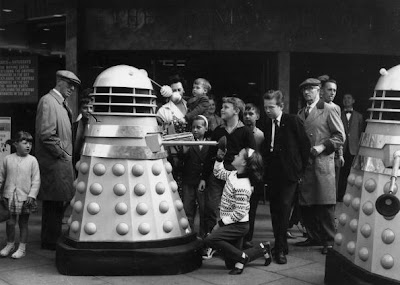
[299,78,320,88]
[56,70,81,85]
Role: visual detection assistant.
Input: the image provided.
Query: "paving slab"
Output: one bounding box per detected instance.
[277,262,325,285]
[0,264,108,285]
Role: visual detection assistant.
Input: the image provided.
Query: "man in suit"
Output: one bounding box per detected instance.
[35,70,80,250]
[262,90,310,264]
[338,93,364,202]
[295,78,345,255]
[319,76,345,192]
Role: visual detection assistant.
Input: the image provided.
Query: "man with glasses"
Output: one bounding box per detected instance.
[295,78,345,255]
[35,70,81,250]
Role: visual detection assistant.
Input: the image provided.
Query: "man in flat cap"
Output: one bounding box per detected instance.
[295,78,345,255]
[35,70,81,250]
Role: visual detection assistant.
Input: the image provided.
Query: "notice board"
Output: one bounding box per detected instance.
[0,117,11,164]
[0,57,38,103]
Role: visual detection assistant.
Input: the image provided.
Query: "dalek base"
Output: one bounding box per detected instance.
[325,250,400,285]
[56,233,203,276]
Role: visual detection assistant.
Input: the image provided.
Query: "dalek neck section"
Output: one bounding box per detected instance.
[91,86,157,117]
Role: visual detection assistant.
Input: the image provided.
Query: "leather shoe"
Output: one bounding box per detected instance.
[294,238,321,247]
[321,245,333,255]
[260,242,272,266]
[229,267,243,275]
[275,251,287,264]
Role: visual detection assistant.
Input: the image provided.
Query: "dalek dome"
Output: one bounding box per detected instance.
[375,65,400,91]
[93,65,153,89]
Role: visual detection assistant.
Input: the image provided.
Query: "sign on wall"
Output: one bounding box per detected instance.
[0,57,38,103]
[0,117,11,163]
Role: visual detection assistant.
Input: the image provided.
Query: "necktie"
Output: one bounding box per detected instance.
[63,100,72,123]
[345,110,353,114]
[274,119,280,133]
[305,106,311,119]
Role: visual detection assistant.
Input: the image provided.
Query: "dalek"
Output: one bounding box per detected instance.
[326,65,400,285]
[56,65,216,276]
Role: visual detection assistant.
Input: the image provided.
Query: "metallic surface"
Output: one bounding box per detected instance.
[87,125,160,138]
[82,143,167,159]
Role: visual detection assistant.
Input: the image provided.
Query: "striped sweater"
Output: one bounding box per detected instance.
[213,161,253,226]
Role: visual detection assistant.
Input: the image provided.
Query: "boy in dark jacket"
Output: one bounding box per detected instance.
[182,115,210,236]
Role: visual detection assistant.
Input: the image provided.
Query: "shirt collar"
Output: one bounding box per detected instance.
[275,112,283,123]
[52,88,64,100]
[307,99,318,110]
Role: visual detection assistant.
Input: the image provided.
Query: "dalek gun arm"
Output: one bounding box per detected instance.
[388,150,400,192]
[145,132,218,153]
[376,150,400,219]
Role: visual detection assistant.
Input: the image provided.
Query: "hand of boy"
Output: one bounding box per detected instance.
[25,197,35,206]
[216,149,226,162]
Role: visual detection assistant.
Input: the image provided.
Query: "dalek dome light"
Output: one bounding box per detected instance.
[93,65,153,89]
[375,65,400,91]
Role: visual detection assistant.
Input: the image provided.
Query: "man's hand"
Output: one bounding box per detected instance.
[311,144,326,157]
[198,180,206,192]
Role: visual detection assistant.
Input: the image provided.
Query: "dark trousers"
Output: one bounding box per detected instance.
[204,174,225,234]
[300,204,335,245]
[182,183,205,237]
[338,149,354,202]
[41,200,64,248]
[204,222,264,263]
[244,182,262,242]
[269,177,297,253]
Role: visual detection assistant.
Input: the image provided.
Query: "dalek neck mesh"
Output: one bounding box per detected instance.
[92,86,157,116]
[368,90,400,123]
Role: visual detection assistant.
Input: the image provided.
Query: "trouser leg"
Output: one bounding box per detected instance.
[41,200,64,248]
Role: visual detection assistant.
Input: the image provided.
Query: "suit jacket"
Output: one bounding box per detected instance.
[297,99,345,205]
[341,110,364,155]
[182,144,210,186]
[262,113,310,182]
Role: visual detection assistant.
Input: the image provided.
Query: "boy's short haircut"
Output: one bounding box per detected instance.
[245,103,260,115]
[263,90,284,107]
[79,97,93,108]
[194,78,212,93]
[222,97,245,115]
[193,115,208,130]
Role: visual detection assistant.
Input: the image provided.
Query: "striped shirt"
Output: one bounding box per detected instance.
[213,161,252,225]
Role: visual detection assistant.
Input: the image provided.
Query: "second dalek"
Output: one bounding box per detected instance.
[56,65,206,276]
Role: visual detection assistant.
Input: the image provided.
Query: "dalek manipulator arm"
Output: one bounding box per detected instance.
[376,150,400,219]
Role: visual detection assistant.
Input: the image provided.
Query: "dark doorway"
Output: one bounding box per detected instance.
[80,51,277,111]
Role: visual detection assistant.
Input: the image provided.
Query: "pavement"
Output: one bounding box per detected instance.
[0,202,327,285]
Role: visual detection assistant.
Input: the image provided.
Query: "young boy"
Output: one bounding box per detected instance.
[183,78,211,126]
[200,97,256,251]
[182,115,209,236]
[242,103,265,248]
[73,95,94,167]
